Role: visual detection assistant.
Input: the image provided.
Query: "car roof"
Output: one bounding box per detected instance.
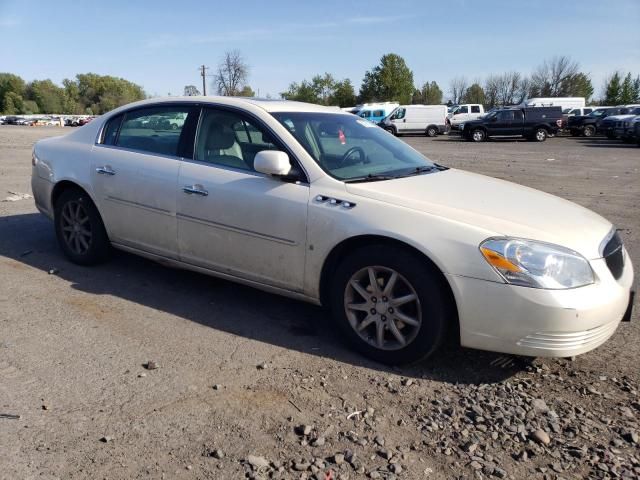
[109,96,347,115]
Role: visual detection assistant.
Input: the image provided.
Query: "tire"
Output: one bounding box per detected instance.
[583,125,596,137]
[426,126,438,137]
[385,127,397,136]
[54,188,110,265]
[533,128,547,142]
[329,245,449,365]
[471,128,486,142]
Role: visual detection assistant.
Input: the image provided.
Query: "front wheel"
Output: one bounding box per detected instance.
[330,245,449,365]
[385,127,397,136]
[583,125,596,137]
[54,189,110,265]
[471,128,486,142]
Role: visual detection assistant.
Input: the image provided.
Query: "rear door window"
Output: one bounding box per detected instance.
[116,106,192,157]
[471,105,480,113]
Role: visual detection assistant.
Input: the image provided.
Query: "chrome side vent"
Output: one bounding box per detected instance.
[314,195,356,209]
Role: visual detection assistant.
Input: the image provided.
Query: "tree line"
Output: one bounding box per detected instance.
[0,73,145,115]
[280,54,640,108]
[2,52,639,116]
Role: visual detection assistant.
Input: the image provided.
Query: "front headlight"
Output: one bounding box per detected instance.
[479,238,594,289]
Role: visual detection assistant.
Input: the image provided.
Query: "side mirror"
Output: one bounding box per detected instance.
[254,150,291,176]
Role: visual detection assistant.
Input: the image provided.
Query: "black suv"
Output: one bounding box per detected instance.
[568,107,630,137]
[461,107,562,142]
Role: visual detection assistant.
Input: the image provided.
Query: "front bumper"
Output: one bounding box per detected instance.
[448,252,634,357]
[31,172,54,219]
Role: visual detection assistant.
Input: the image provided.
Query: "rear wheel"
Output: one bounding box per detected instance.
[534,128,548,142]
[583,125,596,137]
[426,126,438,137]
[471,128,486,142]
[330,245,449,365]
[54,189,110,265]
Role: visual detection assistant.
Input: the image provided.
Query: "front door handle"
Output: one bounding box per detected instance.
[183,184,208,196]
[96,166,115,175]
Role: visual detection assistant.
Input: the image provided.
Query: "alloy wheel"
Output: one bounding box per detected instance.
[60,200,92,255]
[344,266,422,351]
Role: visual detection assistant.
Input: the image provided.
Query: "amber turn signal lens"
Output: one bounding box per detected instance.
[480,247,522,273]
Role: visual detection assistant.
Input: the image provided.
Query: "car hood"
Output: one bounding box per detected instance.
[345,169,611,259]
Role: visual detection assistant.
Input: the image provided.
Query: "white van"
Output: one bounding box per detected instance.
[353,102,399,124]
[447,104,485,130]
[524,97,585,112]
[382,105,448,136]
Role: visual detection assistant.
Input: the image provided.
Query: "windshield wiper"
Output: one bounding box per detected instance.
[397,165,444,178]
[343,174,398,183]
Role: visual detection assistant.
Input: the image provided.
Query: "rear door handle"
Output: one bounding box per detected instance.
[183,184,208,196]
[96,166,115,175]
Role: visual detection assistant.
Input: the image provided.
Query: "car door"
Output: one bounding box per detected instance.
[176,107,310,291]
[91,104,198,258]
[391,108,407,133]
[491,110,517,136]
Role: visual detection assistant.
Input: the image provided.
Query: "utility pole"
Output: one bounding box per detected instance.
[199,65,209,96]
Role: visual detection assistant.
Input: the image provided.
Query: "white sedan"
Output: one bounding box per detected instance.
[31,97,635,364]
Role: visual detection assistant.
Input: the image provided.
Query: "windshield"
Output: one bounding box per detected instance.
[271,112,438,181]
[588,109,609,117]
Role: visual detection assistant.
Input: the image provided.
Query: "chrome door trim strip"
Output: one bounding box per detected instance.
[105,196,173,216]
[176,212,297,246]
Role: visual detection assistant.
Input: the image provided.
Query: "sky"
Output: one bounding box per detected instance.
[1,0,639,100]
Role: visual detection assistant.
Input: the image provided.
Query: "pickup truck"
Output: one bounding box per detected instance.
[567,107,630,137]
[447,104,484,130]
[460,106,562,142]
[602,107,640,139]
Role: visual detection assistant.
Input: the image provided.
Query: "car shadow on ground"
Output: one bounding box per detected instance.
[0,212,530,384]
[573,138,639,148]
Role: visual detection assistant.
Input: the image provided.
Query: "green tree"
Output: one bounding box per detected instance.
[462,83,486,105]
[562,72,593,101]
[412,81,443,104]
[0,73,26,113]
[604,72,622,104]
[26,79,66,113]
[3,91,23,114]
[359,53,414,104]
[74,73,145,114]
[22,100,39,114]
[330,79,356,107]
[281,74,355,107]
[238,85,255,97]
[619,72,635,104]
[633,76,640,102]
[422,81,443,104]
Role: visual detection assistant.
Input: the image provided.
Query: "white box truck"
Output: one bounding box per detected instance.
[382,105,448,136]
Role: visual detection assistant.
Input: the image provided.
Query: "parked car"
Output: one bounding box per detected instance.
[460,106,562,142]
[78,117,94,126]
[604,107,640,139]
[31,97,634,364]
[568,107,630,137]
[617,115,640,142]
[447,104,485,130]
[523,97,585,111]
[16,118,35,126]
[380,105,448,137]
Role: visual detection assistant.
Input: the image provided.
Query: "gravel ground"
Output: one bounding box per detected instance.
[0,126,638,480]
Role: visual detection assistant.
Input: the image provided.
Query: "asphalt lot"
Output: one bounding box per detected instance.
[0,126,638,480]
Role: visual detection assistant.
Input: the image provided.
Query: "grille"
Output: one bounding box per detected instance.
[603,231,624,280]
